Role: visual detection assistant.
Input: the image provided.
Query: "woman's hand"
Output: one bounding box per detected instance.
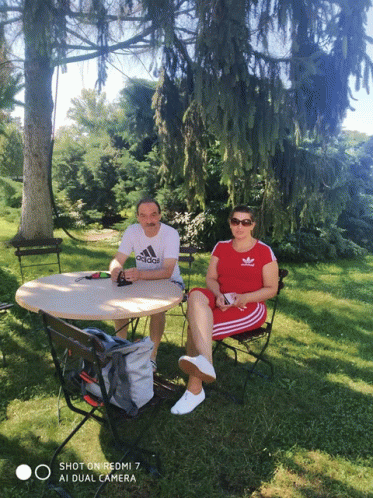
[233,293,248,310]
[216,293,232,311]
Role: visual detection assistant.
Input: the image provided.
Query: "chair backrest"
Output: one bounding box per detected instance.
[11,238,63,282]
[266,268,288,328]
[179,246,198,292]
[0,303,13,312]
[278,268,288,293]
[40,311,116,425]
[41,311,104,364]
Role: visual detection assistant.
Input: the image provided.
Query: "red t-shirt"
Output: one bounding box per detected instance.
[212,240,276,295]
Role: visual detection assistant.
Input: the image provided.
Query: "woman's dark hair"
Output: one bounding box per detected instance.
[136,197,161,214]
[229,205,256,222]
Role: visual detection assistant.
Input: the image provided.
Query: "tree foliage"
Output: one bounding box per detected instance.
[53,87,162,224]
[0,119,23,177]
[0,0,372,239]
[0,26,23,132]
[337,132,373,252]
[152,0,373,235]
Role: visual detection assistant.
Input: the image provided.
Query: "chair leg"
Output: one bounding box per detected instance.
[92,448,133,498]
[48,406,97,488]
[212,338,274,403]
[240,338,274,381]
[181,315,188,347]
[241,354,274,400]
[213,340,238,365]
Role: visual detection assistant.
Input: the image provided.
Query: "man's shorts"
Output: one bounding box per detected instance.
[189,287,267,340]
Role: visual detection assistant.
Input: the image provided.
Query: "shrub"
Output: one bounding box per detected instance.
[270,227,367,263]
[0,206,21,224]
[0,177,22,208]
[169,204,230,251]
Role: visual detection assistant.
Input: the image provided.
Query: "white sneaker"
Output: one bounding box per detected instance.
[178,355,216,383]
[170,388,205,415]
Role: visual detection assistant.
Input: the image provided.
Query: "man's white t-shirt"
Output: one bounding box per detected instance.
[118,223,183,286]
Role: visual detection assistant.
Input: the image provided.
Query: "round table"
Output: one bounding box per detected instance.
[15,272,183,321]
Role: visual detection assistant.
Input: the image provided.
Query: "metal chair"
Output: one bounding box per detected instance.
[213,268,288,400]
[178,246,198,312]
[40,311,163,498]
[11,237,63,282]
[166,246,198,344]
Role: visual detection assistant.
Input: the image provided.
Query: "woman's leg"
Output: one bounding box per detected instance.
[184,328,203,394]
[185,290,214,363]
[171,291,215,414]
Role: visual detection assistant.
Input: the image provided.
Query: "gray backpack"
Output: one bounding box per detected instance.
[81,328,154,417]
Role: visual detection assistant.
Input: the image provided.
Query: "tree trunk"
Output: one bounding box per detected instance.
[18,1,54,240]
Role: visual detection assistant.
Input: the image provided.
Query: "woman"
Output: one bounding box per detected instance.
[171,205,279,415]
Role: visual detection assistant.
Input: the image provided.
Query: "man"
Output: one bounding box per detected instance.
[109,198,183,371]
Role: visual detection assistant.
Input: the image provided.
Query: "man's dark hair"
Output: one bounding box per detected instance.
[136,197,161,214]
[229,205,256,222]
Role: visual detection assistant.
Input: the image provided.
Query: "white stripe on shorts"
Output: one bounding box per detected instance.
[212,302,266,339]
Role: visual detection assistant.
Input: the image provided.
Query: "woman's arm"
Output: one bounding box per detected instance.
[233,260,279,308]
[205,256,230,309]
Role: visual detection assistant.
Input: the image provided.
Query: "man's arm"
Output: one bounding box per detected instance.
[124,258,177,282]
[109,252,129,282]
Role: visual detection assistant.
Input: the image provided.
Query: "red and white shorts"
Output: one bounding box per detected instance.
[189,288,267,341]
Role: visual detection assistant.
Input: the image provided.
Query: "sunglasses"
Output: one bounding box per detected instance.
[230,217,253,227]
[75,271,110,282]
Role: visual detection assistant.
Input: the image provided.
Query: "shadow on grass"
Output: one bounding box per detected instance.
[278,293,373,369]
[285,257,373,305]
[0,312,59,421]
[209,345,373,497]
[0,428,123,498]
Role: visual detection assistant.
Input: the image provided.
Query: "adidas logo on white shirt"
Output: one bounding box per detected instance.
[136,245,160,264]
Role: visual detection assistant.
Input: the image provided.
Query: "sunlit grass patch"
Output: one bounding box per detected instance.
[326,373,373,396]
[256,447,373,498]
[0,218,18,242]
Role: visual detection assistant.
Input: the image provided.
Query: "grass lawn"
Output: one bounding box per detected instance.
[0,224,372,497]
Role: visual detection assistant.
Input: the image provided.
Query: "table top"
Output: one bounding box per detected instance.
[15,272,183,320]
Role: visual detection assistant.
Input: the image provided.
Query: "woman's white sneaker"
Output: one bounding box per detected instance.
[170,389,205,415]
[178,355,216,383]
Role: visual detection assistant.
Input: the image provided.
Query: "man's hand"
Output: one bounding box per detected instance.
[124,267,140,282]
[109,252,128,282]
[110,266,122,282]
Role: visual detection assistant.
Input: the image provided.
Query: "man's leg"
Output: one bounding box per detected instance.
[149,311,166,361]
[115,319,130,339]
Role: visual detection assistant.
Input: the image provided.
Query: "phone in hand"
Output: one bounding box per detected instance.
[223,292,235,305]
[117,270,132,287]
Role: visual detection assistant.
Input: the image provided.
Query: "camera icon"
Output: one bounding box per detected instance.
[16,464,51,481]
